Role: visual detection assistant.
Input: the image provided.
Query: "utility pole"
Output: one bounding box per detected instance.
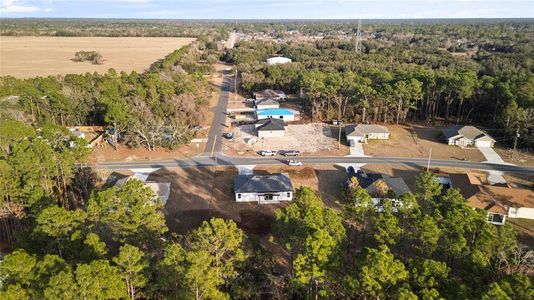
[338,125,342,149]
[426,147,432,171]
[513,127,520,157]
[355,18,362,54]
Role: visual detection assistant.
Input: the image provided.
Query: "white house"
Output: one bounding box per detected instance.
[234,173,293,204]
[346,168,411,213]
[255,118,286,138]
[267,57,292,65]
[345,124,390,145]
[256,108,296,121]
[255,98,280,110]
[115,174,171,205]
[253,89,287,101]
[441,125,495,148]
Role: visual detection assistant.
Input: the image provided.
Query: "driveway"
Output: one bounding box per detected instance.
[477,146,508,184]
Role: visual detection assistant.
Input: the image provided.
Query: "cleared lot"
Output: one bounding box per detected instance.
[226,123,349,156]
[363,124,486,162]
[0,36,195,78]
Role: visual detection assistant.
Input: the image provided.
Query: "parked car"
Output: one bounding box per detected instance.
[223,132,234,139]
[282,150,300,156]
[332,119,343,125]
[287,160,303,166]
[245,98,256,104]
[259,150,276,156]
[191,125,203,130]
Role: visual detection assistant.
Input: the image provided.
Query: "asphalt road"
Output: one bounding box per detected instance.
[96,154,534,175]
[201,70,230,156]
[93,66,534,176]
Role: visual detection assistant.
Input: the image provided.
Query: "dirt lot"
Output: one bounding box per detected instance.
[0,36,195,78]
[363,123,486,162]
[226,123,349,156]
[495,147,534,167]
[89,144,201,164]
[99,165,347,236]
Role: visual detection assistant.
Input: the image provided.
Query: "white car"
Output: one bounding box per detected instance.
[287,160,303,166]
[245,98,256,104]
[260,150,276,156]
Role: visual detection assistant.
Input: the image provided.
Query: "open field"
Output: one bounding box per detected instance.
[0,36,195,78]
[363,123,486,162]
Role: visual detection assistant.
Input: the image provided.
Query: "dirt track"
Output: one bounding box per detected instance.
[0,36,195,78]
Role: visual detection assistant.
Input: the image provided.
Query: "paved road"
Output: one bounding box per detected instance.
[96,154,534,175]
[92,64,534,176]
[201,70,230,156]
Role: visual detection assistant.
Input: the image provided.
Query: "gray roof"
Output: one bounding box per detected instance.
[346,124,389,137]
[365,177,411,197]
[234,173,293,193]
[256,118,285,131]
[441,125,495,141]
[255,98,279,107]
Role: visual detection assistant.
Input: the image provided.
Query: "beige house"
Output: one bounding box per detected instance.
[345,124,390,145]
[253,89,287,101]
[255,98,280,110]
[441,125,495,148]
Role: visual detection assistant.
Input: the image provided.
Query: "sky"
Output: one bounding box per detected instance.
[0,0,533,19]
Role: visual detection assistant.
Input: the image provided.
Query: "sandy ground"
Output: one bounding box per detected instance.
[363,123,486,162]
[88,144,201,164]
[495,147,534,167]
[0,36,195,78]
[226,123,349,156]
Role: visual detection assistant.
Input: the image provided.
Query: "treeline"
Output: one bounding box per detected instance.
[225,27,534,148]
[1,168,532,299]
[0,43,214,150]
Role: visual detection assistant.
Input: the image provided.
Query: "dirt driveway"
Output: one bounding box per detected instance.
[363,124,486,162]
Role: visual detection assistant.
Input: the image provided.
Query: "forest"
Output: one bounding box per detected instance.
[224,21,534,149]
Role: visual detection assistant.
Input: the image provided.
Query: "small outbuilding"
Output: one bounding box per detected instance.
[255,118,286,138]
[253,89,287,101]
[234,173,293,204]
[441,125,495,148]
[256,108,296,121]
[255,98,280,110]
[267,57,292,65]
[345,124,390,145]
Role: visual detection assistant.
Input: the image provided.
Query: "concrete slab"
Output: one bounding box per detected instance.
[478,147,505,164]
[236,165,256,175]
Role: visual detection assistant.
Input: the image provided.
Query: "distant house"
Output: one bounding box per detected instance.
[266,57,292,65]
[345,124,390,145]
[347,168,411,212]
[256,108,296,121]
[441,125,495,148]
[255,118,286,138]
[449,173,534,225]
[115,174,171,205]
[255,98,280,110]
[253,89,287,101]
[234,173,293,204]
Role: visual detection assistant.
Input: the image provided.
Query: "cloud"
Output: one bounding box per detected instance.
[1,0,40,13]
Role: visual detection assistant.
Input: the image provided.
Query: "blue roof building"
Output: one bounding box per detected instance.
[255,108,296,121]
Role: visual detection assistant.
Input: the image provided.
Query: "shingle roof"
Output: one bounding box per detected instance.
[346,124,389,137]
[256,118,285,131]
[234,173,293,193]
[255,98,279,107]
[441,125,495,141]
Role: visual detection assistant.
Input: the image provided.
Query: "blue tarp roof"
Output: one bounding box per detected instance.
[256,108,295,116]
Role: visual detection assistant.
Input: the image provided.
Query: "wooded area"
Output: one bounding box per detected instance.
[225,21,534,149]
